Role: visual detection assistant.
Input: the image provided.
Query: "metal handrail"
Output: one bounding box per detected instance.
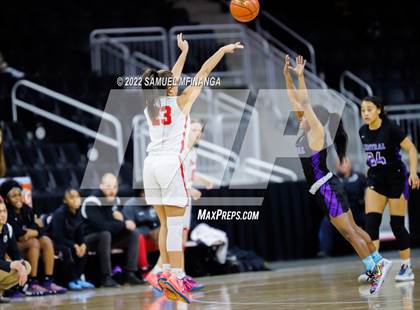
[243,157,298,182]
[385,104,420,112]
[168,24,252,86]
[257,11,317,74]
[131,51,169,70]
[339,71,373,103]
[90,35,131,74]
[12,80,124,163]
[90,27,169,73]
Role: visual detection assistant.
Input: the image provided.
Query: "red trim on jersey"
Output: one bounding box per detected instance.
[179,157,189,199]
[178,114,189,202]
[179,115,189,153]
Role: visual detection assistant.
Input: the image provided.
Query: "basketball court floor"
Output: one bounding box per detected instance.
[7,250,419,309]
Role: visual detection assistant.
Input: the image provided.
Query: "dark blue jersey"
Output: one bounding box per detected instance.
[296,132,330,184]
[359,118,407,175]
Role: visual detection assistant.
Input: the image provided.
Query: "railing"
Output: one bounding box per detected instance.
[386,104,420,162]
[214,92,261,159]
[90,27,169,74]
[243,157,298,183]
[256,11,317,74]
[128,51,169,76]
[90,36,130,75]
[12,80,124,163]
[340,71,373,103]
[169,24,252,87]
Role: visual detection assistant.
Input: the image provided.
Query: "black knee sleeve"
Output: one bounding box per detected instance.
[366,212,382,241]
[390,216,410,251]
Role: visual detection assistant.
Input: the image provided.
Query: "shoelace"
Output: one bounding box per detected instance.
[182,278,193,291]
[398,264,409,275]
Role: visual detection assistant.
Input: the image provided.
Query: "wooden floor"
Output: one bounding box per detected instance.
[6,255,419,310]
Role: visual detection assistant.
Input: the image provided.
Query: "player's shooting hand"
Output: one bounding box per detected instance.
[222,42,244,54]
[177,33,189,53]
[290,55,306,77]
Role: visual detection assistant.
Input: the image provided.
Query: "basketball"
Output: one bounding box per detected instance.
[230,0,260,23]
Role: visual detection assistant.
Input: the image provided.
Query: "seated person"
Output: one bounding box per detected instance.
[0,197,31,303]
[82,173,142,287]
[51,188,94,290]
[123,184,159,244]
[123,184,160,270]
[0,179,66,296]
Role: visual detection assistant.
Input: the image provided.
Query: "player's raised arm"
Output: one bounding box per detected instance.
[171,33,189,94]
[283,54,302,120]
[178,42,244,113]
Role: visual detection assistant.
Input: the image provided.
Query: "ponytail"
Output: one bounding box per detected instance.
[141,69,161,120]
[141,69,175,121]
[329,113,348,163]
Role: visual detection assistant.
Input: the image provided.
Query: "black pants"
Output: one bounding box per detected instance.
[85,230,139,276]
[56,245,88,281]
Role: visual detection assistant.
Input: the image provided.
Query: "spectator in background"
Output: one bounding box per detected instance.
[51,188,94,290]
[0,128,6,178]
[0,179,67,296]
[123,183,160,271]
[0,197,31,303]
[82,173,142,287]
[123,184,159,246]
[318,157,367,256]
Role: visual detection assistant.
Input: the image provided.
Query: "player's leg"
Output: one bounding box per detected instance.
[347,209,392,284]
[330,212,372,260]
[365,187,388,250]
[162,205,191,302]
[330,211,390,294]
[144,205,173,292]
[347,209,377,254]
[389,195,414,282]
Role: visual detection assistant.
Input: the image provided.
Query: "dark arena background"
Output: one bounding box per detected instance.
[0,0,419,309]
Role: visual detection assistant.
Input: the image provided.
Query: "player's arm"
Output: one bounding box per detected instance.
[292,56,324,150]
[171,33,189,94]
[400,137,420,189]
[283,54,303,120]
[178,42,244,113]
[193,173,214,190]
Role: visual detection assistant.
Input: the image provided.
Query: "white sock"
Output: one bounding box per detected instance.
[172,268,186,280]
[152,264,163,275]
[401,259,411,267]
[162,264,171,271]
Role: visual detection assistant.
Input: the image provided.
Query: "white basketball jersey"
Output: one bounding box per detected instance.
[145,96,190,154]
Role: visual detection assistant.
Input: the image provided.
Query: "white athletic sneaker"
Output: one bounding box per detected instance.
[369,258,392,295]
[358,272,370,284]
[395,264,415,282]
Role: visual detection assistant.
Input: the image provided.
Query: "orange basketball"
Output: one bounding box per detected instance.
[230,0,260,23]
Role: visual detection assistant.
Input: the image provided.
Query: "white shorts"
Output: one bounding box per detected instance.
[143,154,189,207]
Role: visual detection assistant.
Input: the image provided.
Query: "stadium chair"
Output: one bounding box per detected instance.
[50,167,75,189]
[27,167,56,192]
[38,144,65,166]
[15,143,44,167]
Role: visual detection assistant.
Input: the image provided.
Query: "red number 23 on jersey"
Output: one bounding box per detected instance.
[152,106,172,126]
